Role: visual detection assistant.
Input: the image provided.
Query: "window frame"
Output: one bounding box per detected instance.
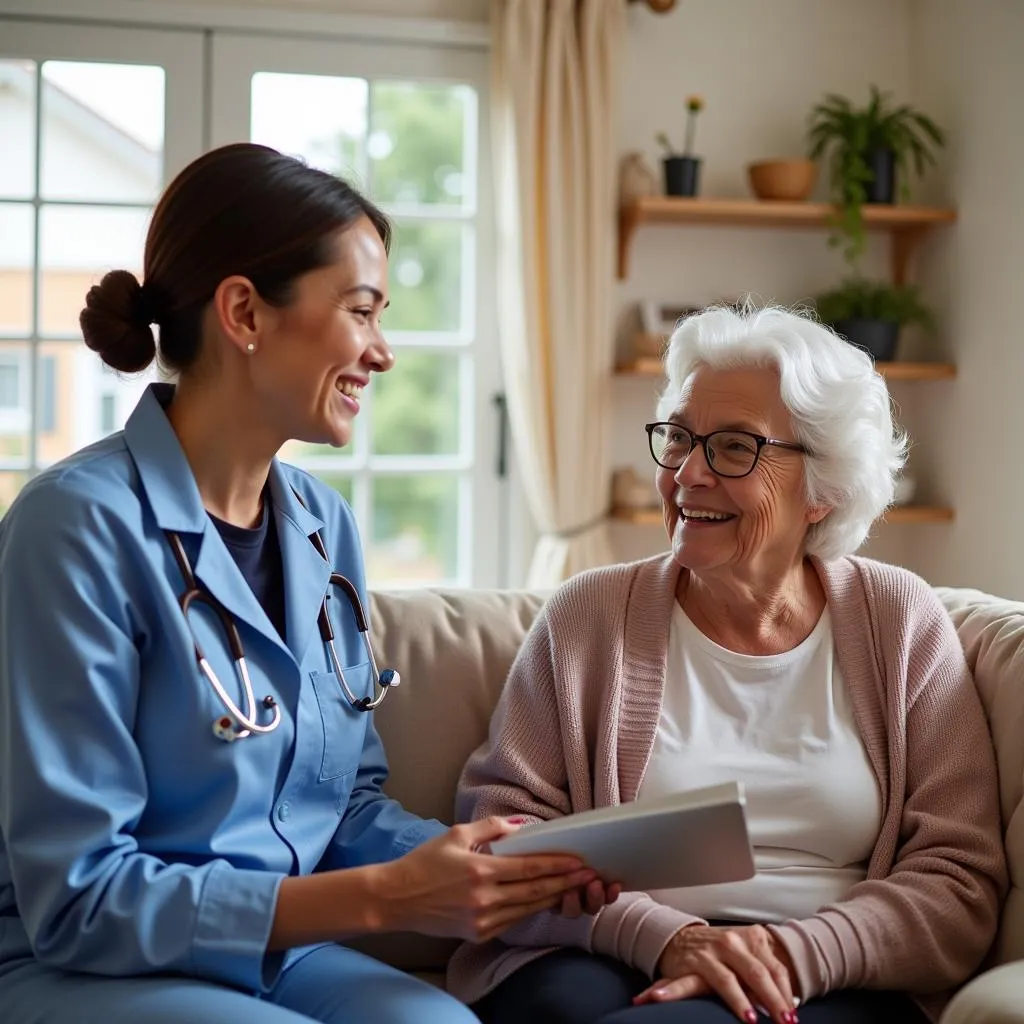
[209,32,501,589]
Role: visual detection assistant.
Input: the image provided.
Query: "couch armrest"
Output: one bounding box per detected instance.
[941,963,1024,1024]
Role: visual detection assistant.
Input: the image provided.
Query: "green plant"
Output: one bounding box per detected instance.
[656,94,705,157]
[813,277,935,331]
[807,85,945,265]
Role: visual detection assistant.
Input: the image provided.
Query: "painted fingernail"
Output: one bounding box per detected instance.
[745,1011,757,1024]
[507,816,527,825]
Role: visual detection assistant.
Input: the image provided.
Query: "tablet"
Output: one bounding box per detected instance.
[489,780,755,892]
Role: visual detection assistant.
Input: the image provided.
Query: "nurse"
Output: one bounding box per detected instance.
[0,143,600,1024]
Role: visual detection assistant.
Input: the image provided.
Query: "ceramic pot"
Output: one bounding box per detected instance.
[864,148,896,203]
[834,318,899,361]
[663,156,701,197]
[747,159,817,201]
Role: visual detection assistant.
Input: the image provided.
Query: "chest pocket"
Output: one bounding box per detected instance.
[311,665,371,781]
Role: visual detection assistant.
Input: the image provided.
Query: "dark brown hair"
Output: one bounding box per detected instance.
[80,143,391,374]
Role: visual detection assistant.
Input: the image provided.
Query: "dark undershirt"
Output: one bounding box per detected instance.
[209,496,287,642]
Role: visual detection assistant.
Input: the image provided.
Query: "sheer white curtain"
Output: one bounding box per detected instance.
[491,0,626,587]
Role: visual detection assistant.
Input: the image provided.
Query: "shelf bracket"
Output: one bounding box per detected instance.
[617,206,639,280]
[891,227,925,287]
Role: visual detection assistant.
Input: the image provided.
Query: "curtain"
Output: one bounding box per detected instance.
[491,0,626,587]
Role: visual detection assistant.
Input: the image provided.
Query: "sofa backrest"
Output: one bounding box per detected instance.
[934,587,1024,966]
[367,585,1024,970]
[369,587,546,825]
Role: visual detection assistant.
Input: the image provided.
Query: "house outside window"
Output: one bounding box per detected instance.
[0,358,19,409]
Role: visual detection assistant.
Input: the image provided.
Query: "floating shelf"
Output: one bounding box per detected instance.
[617,196,957,280]
[880,505,955,524]
[611,505,954,526]
[616,346,956,381]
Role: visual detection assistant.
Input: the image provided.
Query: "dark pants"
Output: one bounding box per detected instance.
[472,949,929,1024]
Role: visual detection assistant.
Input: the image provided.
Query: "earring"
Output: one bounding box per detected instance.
[246,342,255,353]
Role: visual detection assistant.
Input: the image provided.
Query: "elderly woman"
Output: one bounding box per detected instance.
[446,306,1007,1024]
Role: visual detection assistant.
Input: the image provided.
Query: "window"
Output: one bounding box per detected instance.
[0,348,28,445]
[100,393,116,435]
[245,72,480,586]
[0,19,204,510]
[2,17,498,588]
[0,359,20,409]
[38,355,55,432]
[212,34,498,587]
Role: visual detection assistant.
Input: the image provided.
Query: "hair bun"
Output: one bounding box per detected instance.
[80,269,158,373]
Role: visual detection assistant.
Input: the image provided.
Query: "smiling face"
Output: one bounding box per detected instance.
[657,364,825,582]
[239,215,392,449]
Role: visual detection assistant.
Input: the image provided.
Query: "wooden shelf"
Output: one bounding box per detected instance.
[876,362,957,381]
[610,507,664,525]
[616,350,956,381]
[611,505,954,526]
[617,196,957,280]
[880,505,955,524]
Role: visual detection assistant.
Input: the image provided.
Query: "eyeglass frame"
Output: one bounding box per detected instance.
[644,421,810,479]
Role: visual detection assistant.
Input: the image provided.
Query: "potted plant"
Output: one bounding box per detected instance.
[807,85,945,264]
[813,277,935,361]
[656,95,704,197]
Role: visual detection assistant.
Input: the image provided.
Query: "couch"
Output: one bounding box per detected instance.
[360,584,1024,1023]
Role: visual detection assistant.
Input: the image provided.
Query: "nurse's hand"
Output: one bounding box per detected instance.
[375,816,597,942]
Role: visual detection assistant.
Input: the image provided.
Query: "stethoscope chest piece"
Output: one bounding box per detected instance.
[212,716,240,742]
[212,696,278,743]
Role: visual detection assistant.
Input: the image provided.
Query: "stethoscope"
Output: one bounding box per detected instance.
[164,506,400,743]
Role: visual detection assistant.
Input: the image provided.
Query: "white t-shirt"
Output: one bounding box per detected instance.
[635,603,882,923]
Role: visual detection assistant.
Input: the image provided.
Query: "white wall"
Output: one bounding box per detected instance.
[611,0,922,571]
[904,0,1024,597]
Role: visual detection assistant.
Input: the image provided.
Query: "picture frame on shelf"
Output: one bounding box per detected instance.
[640,300,701,339]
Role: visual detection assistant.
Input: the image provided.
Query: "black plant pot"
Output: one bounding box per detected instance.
[864,147,896,204]
[663,156,701,197]
[834,318,899,361]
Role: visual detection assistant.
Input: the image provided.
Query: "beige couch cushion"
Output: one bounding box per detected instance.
[368,588,547,824]
[935,588,1024,966]
[346,589,545,973]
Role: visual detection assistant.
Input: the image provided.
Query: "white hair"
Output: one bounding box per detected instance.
[656,302,908,560]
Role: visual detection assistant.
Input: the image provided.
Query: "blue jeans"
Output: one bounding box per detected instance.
[0,944,479,1024]
[472,949,929,1024]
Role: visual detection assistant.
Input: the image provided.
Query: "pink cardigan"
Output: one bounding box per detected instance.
[446,554,1007,1017]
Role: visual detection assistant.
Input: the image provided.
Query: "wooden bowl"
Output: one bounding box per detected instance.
[747,159,817,201]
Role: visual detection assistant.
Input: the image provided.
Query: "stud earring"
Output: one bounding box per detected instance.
[246,342,255,353]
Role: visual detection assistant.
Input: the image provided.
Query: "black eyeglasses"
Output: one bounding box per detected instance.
[644,422,809,479]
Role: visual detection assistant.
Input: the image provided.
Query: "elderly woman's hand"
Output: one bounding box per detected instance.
[634,924,800,1024]
[557,878,622,918]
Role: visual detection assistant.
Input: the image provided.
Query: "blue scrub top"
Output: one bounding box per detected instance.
[0,384,445,992]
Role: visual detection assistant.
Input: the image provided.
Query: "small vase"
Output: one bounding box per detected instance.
[864,148,896,204]
[619,152,659,204]
[834,318,899,361]
[663,156,701,197]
